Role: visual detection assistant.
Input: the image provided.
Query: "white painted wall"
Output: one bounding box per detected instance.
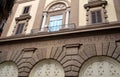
[106,0,117,22]
[79,0,88,26]
[7,0,40,36]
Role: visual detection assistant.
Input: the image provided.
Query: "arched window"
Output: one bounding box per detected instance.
[41,3,70,32]
[0,62,18,77]
[29,60,65,77]
[79,57,120,77]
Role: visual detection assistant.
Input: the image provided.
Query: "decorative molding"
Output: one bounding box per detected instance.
[48,3,66,12]
[64,43,82,48]
[22,48,37,52]
[15,14,31,21]
[84,1,107,9]
[44,0,70,11]
[22,48,37,58]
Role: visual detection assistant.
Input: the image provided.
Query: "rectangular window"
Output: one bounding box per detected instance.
[91,10,102,24]
[49,15,63,32]
[22,6,30,14]
[15,23,25,34]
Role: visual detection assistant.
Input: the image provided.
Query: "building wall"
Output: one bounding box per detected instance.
[7,0,40,36]
[0,29,120,77]
[1,0,118,37]
[0,0,120,77]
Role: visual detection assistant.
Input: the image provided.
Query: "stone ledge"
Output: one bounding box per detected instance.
[0,21,120,43]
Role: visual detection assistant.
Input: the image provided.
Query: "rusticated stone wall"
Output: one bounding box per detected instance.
[0,30,120,77]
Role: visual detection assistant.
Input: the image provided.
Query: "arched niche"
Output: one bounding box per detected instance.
[29,59,65,77]
[0,62,18,77]
[79,56,120,77]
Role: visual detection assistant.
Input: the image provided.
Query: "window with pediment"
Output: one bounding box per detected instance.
[84,0,108,25]
[79,57,120,77]
[29,60,65,77]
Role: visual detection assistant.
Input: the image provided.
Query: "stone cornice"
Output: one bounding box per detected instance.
[0,21,120,43]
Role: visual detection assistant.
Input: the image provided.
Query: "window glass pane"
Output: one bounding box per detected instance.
[91,10,102,24]
[97,10,102,23]
[49,15,63,32]
[91,11,96,23]
[23,6,30,14]
[15,23,25,34]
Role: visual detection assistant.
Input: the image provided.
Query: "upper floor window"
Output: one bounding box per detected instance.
[15,23,25,35]
[49,15,63,32]
[22,6,30,14]
[40,3,71,32]
[84,0,108,25]
[91,10,102,24]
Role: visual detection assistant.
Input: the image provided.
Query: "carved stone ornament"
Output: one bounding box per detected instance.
[15,14,31,21]
[84,0,107,9]
[48,3,66,12]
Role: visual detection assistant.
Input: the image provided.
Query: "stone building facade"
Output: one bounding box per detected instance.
[0,0,120,77]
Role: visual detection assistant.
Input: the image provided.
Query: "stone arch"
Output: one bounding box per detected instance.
[79,56,120,77]
[44,0,70,11]
[29,59,65,77]
[0,61,18,77]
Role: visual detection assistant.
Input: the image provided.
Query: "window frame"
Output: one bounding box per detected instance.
[46,10,66,32]
[14,22,26,35]
[22,5,31,15]
[48,14,63,32]
[91,10,102,24]
[88,7,106,25]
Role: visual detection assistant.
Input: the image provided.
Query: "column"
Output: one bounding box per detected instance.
[65,8,70,28]
[41,12,47,31]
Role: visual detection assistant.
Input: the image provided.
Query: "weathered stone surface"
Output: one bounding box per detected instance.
[79,46,88,60]
[32,52,39,62]
[54,46,63,59]
[107,41,116,56]
[64,66,71,72]
[83,44,96,57]
[113,46,120,59]
[72,55,84,64]
[117,56,120,62]
[66,47,79,55]
[57,51,66,62]
[17,59,27,66]
[61,56,72,64]
[96,42,102,55]
[65,71,78,77]
[71,66,79,72]
[63,60,81,68]
[19,72,29,77]
[102,42,110,55]
[50,47,58,58]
